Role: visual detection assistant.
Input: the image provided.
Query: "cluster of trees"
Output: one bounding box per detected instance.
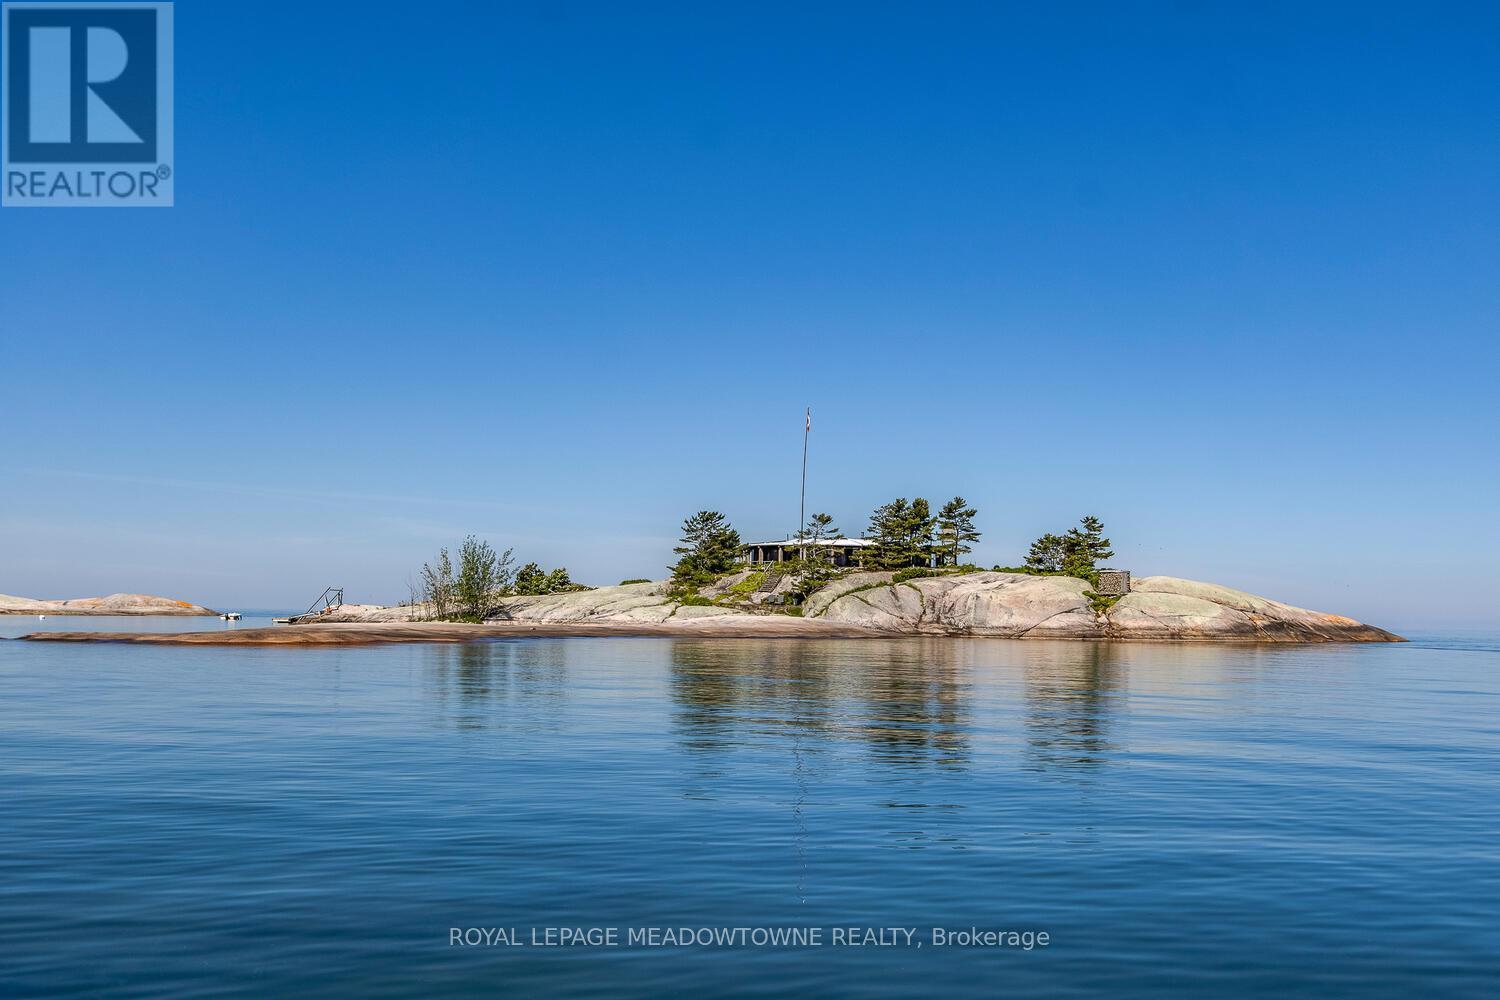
[1021,516,1113,580]
[416,537,578,621]
[668,495,982,597]
[864,496,980,570]
[514,562,574,596]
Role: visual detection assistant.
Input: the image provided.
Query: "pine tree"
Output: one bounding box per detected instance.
[788,512,842,596]
[671,511,742,587]
[1024,533,1066,573]
[802,511,838,544]
[865,498,936,568]
[865,498,910,569]
[903,498,935,567]
[936,496,980,566]
[797,512,840,567]
[1075,515,1113,565]
[1060,515,1113,578]
[1022,516,1114,579]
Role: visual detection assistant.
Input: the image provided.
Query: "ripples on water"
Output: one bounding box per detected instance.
[1,618,1496,998]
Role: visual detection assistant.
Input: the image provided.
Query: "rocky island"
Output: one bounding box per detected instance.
[22,572,1401,645]
[333,571,1400,641]
[1,592,218,616]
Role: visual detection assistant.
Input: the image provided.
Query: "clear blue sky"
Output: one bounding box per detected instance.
[3,1,1496,629]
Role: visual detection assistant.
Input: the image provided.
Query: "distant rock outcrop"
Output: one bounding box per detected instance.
[0,592,218,616]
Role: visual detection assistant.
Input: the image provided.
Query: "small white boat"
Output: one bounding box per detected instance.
[220,612,242,621]
[38,614,46,620]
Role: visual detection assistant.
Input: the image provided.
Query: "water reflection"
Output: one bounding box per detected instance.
[1020,643,1125,775]
[5,630,1493,997]
[424,640,567,730]
[667,639,972,770]
[413,636,1269,781]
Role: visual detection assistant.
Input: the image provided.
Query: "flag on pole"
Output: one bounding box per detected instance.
[806,408,811,432]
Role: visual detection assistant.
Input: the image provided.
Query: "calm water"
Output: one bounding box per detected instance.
[1,618,1497,998]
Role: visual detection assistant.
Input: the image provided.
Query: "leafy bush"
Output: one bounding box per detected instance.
[892,567,937,584]
[456,536,512,619]
[619,578,651,586]
[418,536,513,620]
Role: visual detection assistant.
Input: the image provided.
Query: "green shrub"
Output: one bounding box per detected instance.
[726,571,766,596]
[1084,590,1120,616]
[892,567,937,584]
[675,594,716,607]
[515,563,578,596]
[619,578,650,585]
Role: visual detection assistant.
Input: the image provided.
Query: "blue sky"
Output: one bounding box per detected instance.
[2,1,1496,629]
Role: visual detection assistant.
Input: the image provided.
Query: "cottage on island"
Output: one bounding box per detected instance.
[742,537,876,567]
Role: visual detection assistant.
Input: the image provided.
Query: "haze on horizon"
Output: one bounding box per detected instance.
[2,3,1496,632]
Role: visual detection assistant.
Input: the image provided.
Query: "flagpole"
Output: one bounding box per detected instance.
[799,407,810,558]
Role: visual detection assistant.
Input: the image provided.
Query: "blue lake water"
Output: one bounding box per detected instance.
[1,618,1497,998]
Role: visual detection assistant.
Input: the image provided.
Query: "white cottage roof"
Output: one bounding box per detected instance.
[743,537,875,548]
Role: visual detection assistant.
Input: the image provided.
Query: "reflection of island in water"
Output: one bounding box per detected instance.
[414,636,1326,872]
[420,635,1314,772]
[667,639,972,770]
[665,639,1156,777]
[1020,643,1124,774]
[662,639,1160,864]
[423,640,568,730]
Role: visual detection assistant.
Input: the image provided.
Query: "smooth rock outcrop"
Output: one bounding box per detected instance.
[801,571,895,616]
[816,572,1400,641]
[1106,576,1399,641]
[817,572,1100,636]
[291,573,1400,642]
[0,592,218,616]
